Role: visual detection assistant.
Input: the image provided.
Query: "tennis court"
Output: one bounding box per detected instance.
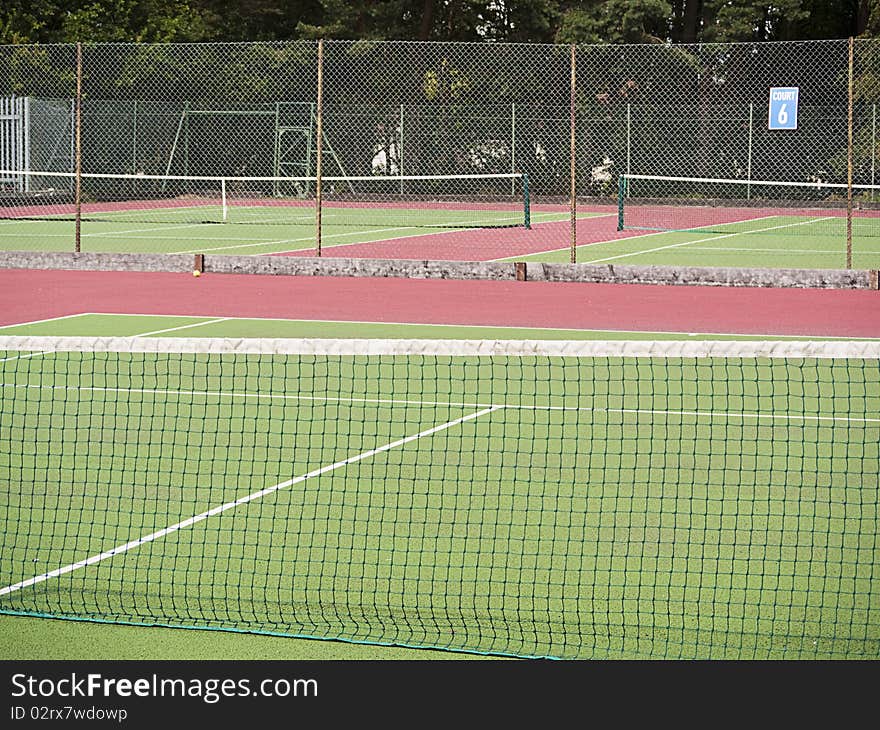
[0,169,585,259]
[1,313,878,660]
[4,199,880,269]
[508,209,880,270]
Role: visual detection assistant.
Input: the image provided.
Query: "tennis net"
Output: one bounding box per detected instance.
[0,170,530,229]
[1,336,878,659]
[617,174,880,238]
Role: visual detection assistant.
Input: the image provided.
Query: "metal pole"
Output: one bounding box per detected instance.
[75,42,82,254]
[871,103,876,202]
[273,101,281,196]
[511,101,516,196]
[847,37,854,269]
[22,96,31,192]
[570,44,576,264]
[747,102,753,200]
[183,101,190,176]
[625,103,631,179]
[132,99,137,173]
[69,99,75,192]
[315,39,324,257]
[162,103,188,191]
[399,103,404,195]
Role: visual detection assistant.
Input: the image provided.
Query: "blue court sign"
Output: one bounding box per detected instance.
[768,87,799,130]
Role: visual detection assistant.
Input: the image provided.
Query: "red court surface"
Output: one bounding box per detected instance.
[282,209,636,260]
[1,268,878,337]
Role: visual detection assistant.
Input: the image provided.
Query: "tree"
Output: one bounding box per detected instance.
[2,0,880,46]
[555,0,671,44]
[0,0,65,43]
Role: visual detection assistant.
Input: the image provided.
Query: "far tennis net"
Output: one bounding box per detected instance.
[617,173,880,238]
[0,170,531,230]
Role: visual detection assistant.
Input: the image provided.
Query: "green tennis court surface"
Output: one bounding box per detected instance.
[504,214,880,270]
[1,319,878,660]
[0,208,575,256]
[5,207,880,270]
[1,313,877,341]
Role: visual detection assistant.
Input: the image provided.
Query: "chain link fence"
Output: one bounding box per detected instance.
[0,38,877,266]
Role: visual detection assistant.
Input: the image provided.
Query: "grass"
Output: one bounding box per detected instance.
[1,315,878,660]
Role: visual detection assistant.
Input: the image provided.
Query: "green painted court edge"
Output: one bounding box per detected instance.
[500,221,880,269]
[0,614,490,660]
[0,313,876,341]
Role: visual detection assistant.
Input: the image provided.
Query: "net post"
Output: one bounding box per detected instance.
[847,36,854,270]
[315,38,324,257]
[221,178,227,222]
[569,43,577,264]
[74,42,82,254]
[522,172,531,229]
[617,175,625,231]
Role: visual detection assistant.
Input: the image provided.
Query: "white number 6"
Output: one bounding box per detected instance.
[778,104,788,125]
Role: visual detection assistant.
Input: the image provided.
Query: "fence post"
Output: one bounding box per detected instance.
[399,103,404,195]
[570,44,576,264]
[847,37,853,270]
[625,102,631,180]
[315,39,324,257]
[75,42,82,254]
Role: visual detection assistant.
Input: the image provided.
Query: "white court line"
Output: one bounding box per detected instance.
[2,381,877,424]
[170,211,569,255]
[489,214,778,262]
[690,245,880,255]
[83,223,209,237]
[0,319,228,362]
[132,318,230,337]
[0,350,52,364]
[0,315,99,362]
[0,313,91,331]
[64,313,880,341]
[581,217,836,265]
[0,405,502,598]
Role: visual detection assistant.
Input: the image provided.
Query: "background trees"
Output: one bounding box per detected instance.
[1,1,876,45]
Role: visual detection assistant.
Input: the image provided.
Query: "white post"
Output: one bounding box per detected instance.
[511,101,516,196]
[221,177,227,222]
[22,97,30,192]
[872,103,876,202]
[70,98,75,188]
[132,99,137,174]
[747,102,754,200]
[626,103,631,178]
